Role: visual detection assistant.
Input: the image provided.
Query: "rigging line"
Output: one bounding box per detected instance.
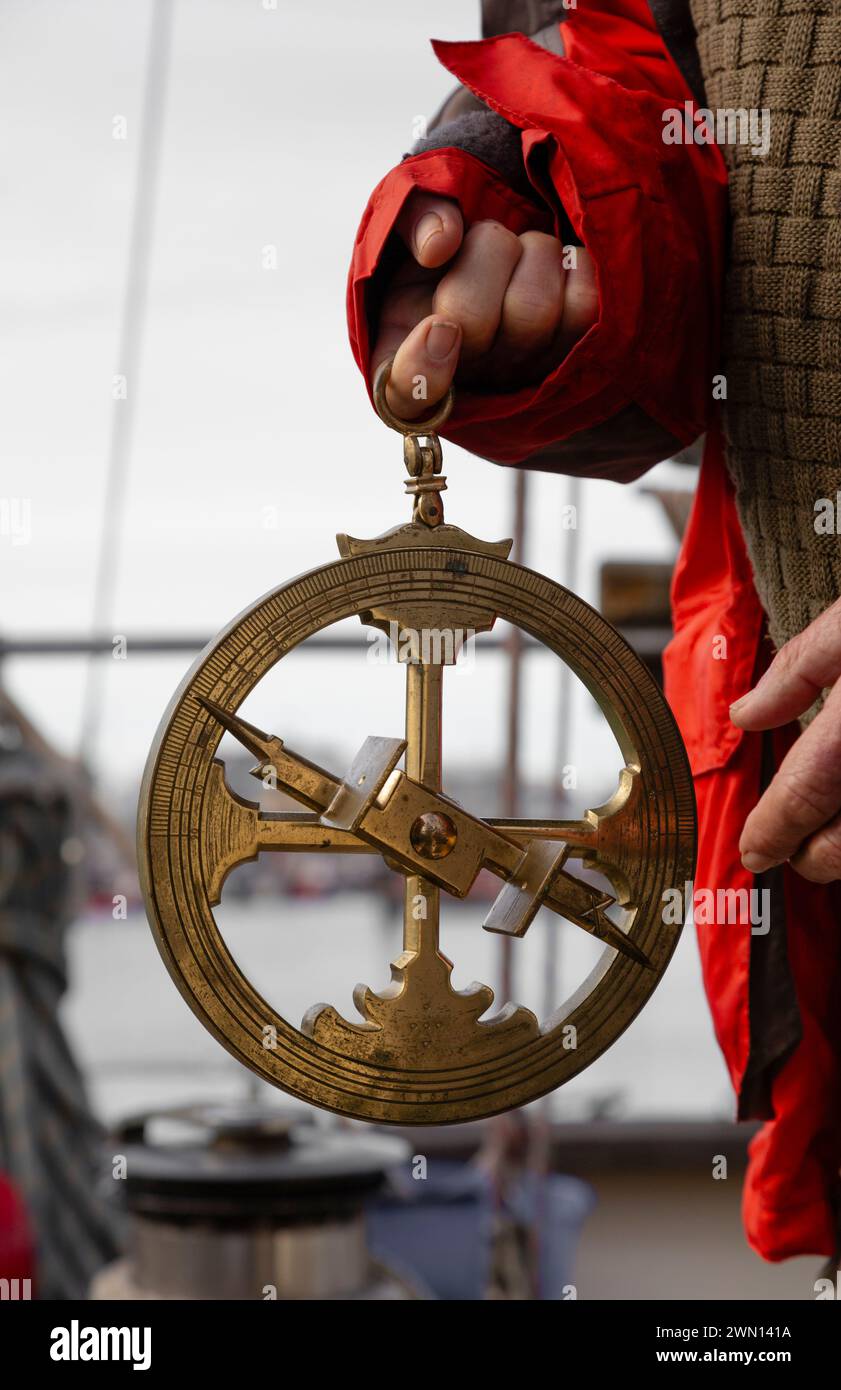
[553,472,581,806]
[77,0,175,767]
[541,475,581,1056]
[499,467,528,1007]
[531,475,582,1299]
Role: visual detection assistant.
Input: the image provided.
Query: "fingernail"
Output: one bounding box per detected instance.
[414,211,443,258]
[741,851,778,873]
[730,692,752,713]
[426,319,459,360]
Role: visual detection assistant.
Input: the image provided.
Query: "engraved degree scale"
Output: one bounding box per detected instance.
[138,363,696,1124]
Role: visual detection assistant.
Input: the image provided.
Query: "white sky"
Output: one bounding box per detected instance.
[1,0,685,807]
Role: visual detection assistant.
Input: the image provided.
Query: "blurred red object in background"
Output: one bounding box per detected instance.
[0,1174,35,1295]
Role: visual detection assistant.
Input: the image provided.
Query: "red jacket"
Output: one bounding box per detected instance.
[346,3,841,1261]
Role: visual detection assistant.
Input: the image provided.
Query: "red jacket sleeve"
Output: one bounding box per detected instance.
[346,5,728,467]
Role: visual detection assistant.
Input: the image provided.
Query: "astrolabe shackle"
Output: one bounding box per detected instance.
[138,361,696,1124]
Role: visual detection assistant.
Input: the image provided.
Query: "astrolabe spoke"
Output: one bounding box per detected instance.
[401,661,443,957]
[487,816,597,849]
[246,816,375,853]
[490,764,650,906]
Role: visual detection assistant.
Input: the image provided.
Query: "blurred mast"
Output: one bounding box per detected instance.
[78,0,175,766]
[529,472,583,1298]
[544,471,581,1021]
[499,468,528,1003]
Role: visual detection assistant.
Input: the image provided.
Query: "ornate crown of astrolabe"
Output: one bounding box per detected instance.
[138,362,696,1124]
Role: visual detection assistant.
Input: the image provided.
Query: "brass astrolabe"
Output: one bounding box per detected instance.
[138,364,696,1124]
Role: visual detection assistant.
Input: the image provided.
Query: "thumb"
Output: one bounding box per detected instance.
[396,191,463,269]
[372,315,462,421]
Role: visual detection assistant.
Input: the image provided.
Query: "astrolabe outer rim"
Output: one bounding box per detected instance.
[137,543,696,1125]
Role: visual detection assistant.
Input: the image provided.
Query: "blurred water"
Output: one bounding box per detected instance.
[61,894,733,1127]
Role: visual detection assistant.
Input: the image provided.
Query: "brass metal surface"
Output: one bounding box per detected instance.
[138,395,696,1125]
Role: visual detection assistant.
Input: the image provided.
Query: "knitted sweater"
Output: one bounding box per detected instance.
[415,1,841,677]
[690,0,841,669]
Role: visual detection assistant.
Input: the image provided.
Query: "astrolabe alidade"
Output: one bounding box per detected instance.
[138,362,696,1124]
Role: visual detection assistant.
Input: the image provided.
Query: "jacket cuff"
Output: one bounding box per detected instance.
[346,145,553,463]
[409,108,538,206]
[346,28,727,467]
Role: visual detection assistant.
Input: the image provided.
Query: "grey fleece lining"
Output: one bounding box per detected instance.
[408,110,538,204]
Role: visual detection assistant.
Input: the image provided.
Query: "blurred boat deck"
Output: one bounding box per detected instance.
[60,897,823,1301]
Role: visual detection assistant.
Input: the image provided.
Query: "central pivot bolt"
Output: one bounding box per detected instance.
[410,811,458,860]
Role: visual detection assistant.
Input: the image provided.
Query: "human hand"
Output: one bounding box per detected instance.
[731,596,841,881]
[370,190,598,420]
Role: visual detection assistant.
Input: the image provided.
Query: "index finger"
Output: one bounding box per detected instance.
[395,191,464,269]
[739,683,841,871]
[731,596,841,730]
